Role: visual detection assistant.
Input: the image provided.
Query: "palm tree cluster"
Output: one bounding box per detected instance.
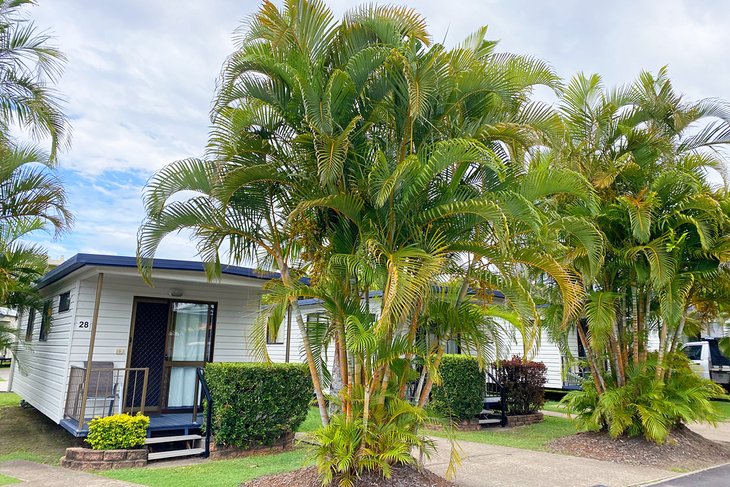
[0,0,71,352]
[138,0,730,481]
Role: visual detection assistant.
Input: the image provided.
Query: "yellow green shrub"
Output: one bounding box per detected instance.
[85,413,149,450]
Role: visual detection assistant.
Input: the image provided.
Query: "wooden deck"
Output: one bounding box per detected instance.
[60,412,203,437]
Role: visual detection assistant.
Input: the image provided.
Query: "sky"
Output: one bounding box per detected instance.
[26,0,730,262]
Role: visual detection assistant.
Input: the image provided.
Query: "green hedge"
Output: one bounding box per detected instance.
[86,413,149,450]
[430,354,485,420]
[204,362,313,448]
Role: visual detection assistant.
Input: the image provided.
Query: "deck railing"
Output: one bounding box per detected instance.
[561,356,590,389]
[193,367,213,458]
[485,364,508,427]
[64,363,149,425]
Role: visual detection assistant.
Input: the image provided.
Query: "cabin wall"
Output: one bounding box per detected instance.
[68,273,265,371]
[12,280,79,423]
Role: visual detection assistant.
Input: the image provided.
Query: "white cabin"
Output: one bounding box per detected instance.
[9,254,272,437]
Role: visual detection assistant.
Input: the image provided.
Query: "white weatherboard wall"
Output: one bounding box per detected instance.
[269,299,578,389]
[12,280,79,424]
[14,268,267,425]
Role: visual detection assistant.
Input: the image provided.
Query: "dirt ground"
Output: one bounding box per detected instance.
[548,425,730,471]
[240,464,453,487]
[0,398,81,464]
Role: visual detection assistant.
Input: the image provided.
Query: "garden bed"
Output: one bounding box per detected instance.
[60,447,147,470]
[507,412,543,427]
[240,464,453,487]
[549,424,730,470]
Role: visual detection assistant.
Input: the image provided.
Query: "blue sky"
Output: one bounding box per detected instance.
[28,0,730,261]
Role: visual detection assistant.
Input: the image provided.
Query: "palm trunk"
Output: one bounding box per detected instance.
[288,296,330,426]
[631,285,639,366]
[418,345,444,407]
[577,323,605,394]
[655,319,668,380]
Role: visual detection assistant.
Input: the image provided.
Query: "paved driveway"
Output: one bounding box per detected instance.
[424,437,673,487]
[647,464,730,487]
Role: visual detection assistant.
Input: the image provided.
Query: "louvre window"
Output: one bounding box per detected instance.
[39,301,51,341]
[58,291,71,312]
[25,309,36,341]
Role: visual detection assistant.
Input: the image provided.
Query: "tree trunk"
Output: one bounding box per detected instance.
[289,297,330,426]
[631,285,639,366]
[418,346,444,407]
[577,323,605,394]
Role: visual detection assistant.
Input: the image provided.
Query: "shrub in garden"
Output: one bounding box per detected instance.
[204,362,313,448]
[495,356,547,415]
[85,413,149,450]
[430,354,485,420]
[563,353,725,443]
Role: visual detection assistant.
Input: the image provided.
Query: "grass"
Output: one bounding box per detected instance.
[542,400,568,414]
[0,392,81,464]
[714,400,730,421]
[0,393,19,408]
[0,473,20,486]
[102,448,311,487]
[430,415,578,451]
[102,409,322,487]
[297,407,321,433]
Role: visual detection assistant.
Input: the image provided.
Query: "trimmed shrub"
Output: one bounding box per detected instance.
[495,356,547,415]
[563,353,725,443]
[430,354,485,420]
[204,362,313,448]
[85,413,149,450]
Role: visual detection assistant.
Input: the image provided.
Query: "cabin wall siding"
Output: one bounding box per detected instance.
[12,281,78,423]
[68,274,264,370]
[14,270,266,426]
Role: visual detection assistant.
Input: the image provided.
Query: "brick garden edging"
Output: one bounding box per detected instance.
[60,447,147,470]
[209,432,294,460]
[426,418,483,432]
[507,412,544,427]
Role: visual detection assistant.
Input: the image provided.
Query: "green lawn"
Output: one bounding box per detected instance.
[0,393,19,408]
[542,400,568,414]
[0,392,81,464]
[714,400,730,421]
[102,448,311,487]
[297,407,321,433]
[430,415,577,451]
[0,473,20,486]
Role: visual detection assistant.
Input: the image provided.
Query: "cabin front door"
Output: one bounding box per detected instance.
[127,298,216,412]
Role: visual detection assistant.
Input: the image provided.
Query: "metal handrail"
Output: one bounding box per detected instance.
[486,369,508,427]
[195,367,213,458]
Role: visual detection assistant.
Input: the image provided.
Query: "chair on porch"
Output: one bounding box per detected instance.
[75,361,120,418]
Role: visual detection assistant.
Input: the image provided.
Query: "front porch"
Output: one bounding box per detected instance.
[60,412,204,438]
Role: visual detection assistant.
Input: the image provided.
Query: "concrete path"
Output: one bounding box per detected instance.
[0,460,141,486]
[646,463,730,486]
[0,366,10,392]
[687,421,730,443]
[424,437,673,487]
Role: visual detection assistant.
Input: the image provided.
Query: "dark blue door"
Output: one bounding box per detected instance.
[126,300,168,410]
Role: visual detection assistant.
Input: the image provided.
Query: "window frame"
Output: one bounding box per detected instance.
[58,291,71,313]
[39,300,52,341]
[25,308,36,341]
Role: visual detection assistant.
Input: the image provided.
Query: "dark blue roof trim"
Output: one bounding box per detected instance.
[37,253,279,289]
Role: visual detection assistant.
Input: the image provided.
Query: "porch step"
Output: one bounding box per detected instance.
[148,447,205,460]
[478,418,502,425]
[145,434,202,445]
[484,396,501,404]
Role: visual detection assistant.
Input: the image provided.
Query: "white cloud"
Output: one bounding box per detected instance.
[26,0,730,262]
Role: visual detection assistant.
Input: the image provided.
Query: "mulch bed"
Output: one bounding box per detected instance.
[549,424,730,471]
[240,465,453,487]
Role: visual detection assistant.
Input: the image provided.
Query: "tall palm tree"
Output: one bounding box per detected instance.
[550,69,730,442]
[0,0,69,159]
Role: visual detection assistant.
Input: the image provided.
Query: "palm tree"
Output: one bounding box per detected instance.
[0,0,71,354]
[551,69,730,442]
[0,0,69,159]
